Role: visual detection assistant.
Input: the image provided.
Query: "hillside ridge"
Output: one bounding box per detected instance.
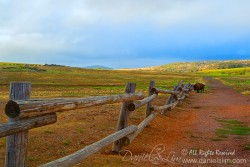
[122,60,250,72]
[0,60,249,72]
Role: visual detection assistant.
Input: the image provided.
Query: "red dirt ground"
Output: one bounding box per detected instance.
[0,77,249,166]
[110,77,250,167]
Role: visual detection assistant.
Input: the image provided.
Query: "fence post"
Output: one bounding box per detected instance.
[5,82,31,167]
[161,81,182,114]
[112,82,136,153]
[145,80,155,118]
[161,85,177,114]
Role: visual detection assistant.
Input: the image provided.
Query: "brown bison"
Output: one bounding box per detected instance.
[193,83,205,93]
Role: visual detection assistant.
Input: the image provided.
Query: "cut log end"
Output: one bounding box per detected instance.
[122,137,130,146]
[149,106,154,112]
[5,100,20,118]
[127,103,135,111]
[151,87,157,94]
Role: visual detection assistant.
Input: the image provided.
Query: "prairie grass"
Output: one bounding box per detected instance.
[63,139,71,146]
[201,67,250,94]
[0,62,248,166]
[215,119,250,139]
[244,144,250,150]
[0,63,201,101]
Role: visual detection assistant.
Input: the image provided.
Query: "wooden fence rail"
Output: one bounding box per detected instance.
[128,93,157,111]
[0,113,57,138]
[0,80,193,167]
[5,93,144,118]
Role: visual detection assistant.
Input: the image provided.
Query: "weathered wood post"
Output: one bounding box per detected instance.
[161,81,182,114]
[161,85,177,114]
[112,82,136,152]
[145,80,155,118]
[5,82,31,167]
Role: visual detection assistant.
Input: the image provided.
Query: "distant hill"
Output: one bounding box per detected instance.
[1,60,249,72]
[84,65,112,70]
[0,62,113,72]
[127,60,250,72]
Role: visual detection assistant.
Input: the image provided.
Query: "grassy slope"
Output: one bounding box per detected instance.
[138,60,250,72]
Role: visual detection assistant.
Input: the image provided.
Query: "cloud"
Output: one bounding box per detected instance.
[2,0,250,31]
[62,0,250,29]
[0,0,250,67]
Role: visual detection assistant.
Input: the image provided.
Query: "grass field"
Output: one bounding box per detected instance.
[200,67,250,95]
[1,63,249,116]
[0,62,249,166]
[0,63,204,101]
[0,63,203,166]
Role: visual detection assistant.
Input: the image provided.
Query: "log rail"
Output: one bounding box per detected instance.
[0,81,193,167]
[5,93,144,118]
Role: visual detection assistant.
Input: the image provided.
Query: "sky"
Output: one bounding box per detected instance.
[0,0,250,68]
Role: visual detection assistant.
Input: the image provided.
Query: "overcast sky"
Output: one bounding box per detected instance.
[0,0,250,68]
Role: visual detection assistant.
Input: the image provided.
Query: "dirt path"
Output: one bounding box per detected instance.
[114,77,250,167]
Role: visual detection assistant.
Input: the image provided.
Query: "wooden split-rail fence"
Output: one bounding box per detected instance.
[0,80,193,167]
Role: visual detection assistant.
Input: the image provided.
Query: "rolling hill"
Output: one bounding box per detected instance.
[83,65,112,70]
[125,60,250,72]
[0,60,249,72]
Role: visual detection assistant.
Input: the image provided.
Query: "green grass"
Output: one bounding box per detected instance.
[77,128,85,134]
[244,144,250,150]
[201,67,250,94]
[215,119,250,139]
[63,139,71,146]
[201,67,250,76]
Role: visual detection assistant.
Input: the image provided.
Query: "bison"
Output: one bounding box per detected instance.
[193,83,205,93]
